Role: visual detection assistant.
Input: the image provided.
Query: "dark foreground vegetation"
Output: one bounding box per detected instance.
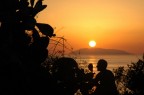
[0,0,144,95]
[113,54,144,95]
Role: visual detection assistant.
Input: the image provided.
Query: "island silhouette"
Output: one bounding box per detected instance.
[70,48,132,55]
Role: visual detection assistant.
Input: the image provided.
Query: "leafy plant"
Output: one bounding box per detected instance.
[0,0,55,64]
[113,54,144,95]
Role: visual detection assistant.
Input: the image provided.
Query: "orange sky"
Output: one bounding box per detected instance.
[37,0,144,54]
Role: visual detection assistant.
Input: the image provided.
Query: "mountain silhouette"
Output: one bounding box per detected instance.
[70,48,132,55]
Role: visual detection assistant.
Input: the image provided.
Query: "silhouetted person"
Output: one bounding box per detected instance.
[88,63,93,72]
[92,59,118,95]
[80,63,95,95]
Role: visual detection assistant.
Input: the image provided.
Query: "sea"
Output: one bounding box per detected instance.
[74,54,143,73]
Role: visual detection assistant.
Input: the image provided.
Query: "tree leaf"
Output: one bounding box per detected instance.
[30,0,35,7]
[36,23,54,37]
[34,0,42,10]
[33,5,47,16]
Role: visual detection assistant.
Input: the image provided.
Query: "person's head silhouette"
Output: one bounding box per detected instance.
[88,63,93,72]
[96,59,107,71]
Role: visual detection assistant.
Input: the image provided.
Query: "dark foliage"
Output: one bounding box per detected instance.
[113,54,144,95]
[0,0,55,94]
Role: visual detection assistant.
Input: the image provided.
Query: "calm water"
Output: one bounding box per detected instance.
[75,54,143,73]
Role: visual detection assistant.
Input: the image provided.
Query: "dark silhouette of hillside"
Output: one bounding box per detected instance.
[70,48,132,55]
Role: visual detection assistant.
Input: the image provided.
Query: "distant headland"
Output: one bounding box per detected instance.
[70,48,132,55]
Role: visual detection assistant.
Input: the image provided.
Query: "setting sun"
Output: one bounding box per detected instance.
[89,40,96,47]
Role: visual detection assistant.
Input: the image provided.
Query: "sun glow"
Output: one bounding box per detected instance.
[89,40,96,47]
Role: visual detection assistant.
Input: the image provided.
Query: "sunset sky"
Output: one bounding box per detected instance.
[37,0,144,54]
